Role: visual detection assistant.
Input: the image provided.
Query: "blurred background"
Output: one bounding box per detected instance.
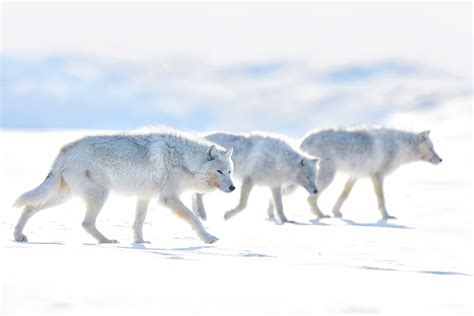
[1,2,472,138]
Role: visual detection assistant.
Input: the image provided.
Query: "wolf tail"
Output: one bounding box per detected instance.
[13,168,67,208]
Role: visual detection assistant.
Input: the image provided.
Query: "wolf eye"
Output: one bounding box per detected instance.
[217,170,223,175]
[228,170,231,174]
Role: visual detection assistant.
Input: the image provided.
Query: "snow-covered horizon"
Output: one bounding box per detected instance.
[2,3,471,135]
[2,54,471,138]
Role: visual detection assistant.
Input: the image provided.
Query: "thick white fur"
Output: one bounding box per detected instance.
[13,127,235,244]
[299,127,442,219]
[192,131,319,224]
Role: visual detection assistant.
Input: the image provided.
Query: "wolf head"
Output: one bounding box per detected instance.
[293,157,320,194]
[201,145,235,193]
[415,130,442,165]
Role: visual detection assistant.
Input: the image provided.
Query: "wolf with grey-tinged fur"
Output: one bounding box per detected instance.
[192,131,319,224]
[298,127,442,219]
[13,128,234,244]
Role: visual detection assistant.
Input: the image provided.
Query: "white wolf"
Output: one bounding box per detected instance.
[13,128,235,244]
[192,132,319,224]
[299,127,442,219]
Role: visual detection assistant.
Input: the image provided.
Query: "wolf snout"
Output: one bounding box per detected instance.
[229,185,236,192]
[431,156,443,165]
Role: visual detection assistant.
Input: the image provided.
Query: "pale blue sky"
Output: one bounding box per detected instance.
[1,2,471,135]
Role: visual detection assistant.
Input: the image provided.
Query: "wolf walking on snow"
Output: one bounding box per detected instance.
[13,128,235,244]
[299,127,442,219]
[192,132,319,224]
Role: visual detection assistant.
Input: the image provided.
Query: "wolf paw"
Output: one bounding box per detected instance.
[332,211,343,218]
[14,233,28,242]
[266,216,276,222]
[383,215,397,220]
[134,239,151,244]
[99,239,119,244]
[275,218,288,225]
[318,214,331,219]
[202,234,218,244]
[223,211,235,221]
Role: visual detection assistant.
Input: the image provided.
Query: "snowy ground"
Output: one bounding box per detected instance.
[1,102,472,315]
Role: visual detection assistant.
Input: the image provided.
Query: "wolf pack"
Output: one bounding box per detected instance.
[13,126,442,244]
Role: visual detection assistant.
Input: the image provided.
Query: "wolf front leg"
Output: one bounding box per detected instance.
[271,186,288,224]
[332,178,357,218]
[192,193,207,220]
[267,184,298,220]
[162,196,218,244]
[224,177,254,220]
[133,199,150,243]
[371,174,396,220]
[307,194,331,219]
[82,191,118,244]
[308,160,335,219]
[266,200,276,220]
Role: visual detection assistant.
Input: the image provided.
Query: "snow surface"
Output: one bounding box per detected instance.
[1,101,472,315]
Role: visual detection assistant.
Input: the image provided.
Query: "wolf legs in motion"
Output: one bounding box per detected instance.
[82,189,118,243]
[331,178,357,218]
[371,174,396,219]
[327,174,395,219]
[270,186,289,224]
[308,173,396,219]
[192,193,207,221]
[266,185,296,223]
[14,172,118,243]
[305,159,334,219]
[266,159,333,221]
[224,177,254,220]
[162,196,218,243]
[14,191,70,242]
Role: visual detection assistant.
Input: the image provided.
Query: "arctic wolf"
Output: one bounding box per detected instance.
[13,129,235,244]
[192,132,319,224]
[299,127,442,219]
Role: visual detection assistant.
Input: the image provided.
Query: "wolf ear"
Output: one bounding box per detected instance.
[224,147,233,158]
[207,145,219,161]
[418,130,431,141]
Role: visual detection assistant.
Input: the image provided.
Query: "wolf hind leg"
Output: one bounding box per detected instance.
[14,189,71,242]
[224,177,254,220]
[332,178,357,218]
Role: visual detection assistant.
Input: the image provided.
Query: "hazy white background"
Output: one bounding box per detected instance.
[1,2,472,316]
[1,2,471,134]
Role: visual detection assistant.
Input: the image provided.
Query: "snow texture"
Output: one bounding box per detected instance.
[0,99,472,315]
